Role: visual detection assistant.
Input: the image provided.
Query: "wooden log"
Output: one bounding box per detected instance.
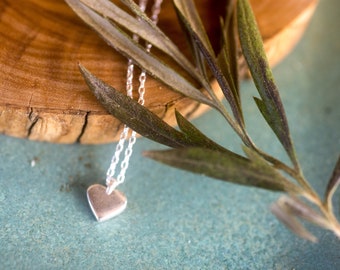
[0,0,318,144]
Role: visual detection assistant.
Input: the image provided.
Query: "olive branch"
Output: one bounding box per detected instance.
[65,0,340,242]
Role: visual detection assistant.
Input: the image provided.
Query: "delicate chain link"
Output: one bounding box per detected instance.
[150,0,163,24]
[105,126,129,186]
[106,0,163,194]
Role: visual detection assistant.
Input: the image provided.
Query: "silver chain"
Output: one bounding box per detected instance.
[106,0,163,195]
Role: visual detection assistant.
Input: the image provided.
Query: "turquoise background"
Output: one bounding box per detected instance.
[1,0,339,269]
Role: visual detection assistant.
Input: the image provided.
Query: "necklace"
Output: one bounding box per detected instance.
[87,0,163,222]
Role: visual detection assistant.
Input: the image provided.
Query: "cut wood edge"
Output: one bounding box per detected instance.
[0,84,219,144]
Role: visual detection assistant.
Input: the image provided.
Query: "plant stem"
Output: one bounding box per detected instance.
[199,78,249,145]
[302,190,340,239]
[207,84,306,181]
[294,170,320,201]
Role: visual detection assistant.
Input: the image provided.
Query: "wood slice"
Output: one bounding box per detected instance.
[0,0,317,144]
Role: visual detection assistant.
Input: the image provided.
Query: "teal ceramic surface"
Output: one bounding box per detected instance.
[1,0,339,269]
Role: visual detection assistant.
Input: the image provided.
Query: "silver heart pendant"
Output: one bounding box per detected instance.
[87,184,127,222]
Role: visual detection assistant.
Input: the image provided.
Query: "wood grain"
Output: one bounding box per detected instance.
[0,0,317,144]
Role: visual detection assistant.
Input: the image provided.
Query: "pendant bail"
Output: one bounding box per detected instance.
[106,177,120,195]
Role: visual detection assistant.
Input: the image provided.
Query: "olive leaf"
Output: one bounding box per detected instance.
[79,64,189,148]
[145,147,299,192]
[173,0,215,58]
[236,0,298,168]
[276,196,332,230]
[173,3,209,81]
[175,110,229,153]
[80,0,201,83]
[324,155,340,213]
[271,197,318,243]
[217,0,240,112]
[121,0,208,82]
[173,0,244,127]
[65,0,216,108]
[80,64,233,152]
[242,147,301,193]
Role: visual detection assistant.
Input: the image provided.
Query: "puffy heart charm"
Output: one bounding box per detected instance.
[87,184,127,222]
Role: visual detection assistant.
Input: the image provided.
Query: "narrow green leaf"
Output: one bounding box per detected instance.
[120,0,228,116]
[279,196,331,230]
[173,0,215,58]
[145,147,299,192]
[79,64,190,148]
[243,147,301,193]
[173,4,244,126]
[224,0,239,95]
[172,0,245,130]
[254,96,292,149]
[81,0,201,83]
[170,0,209,81]
[175,110,229,153]
[121,0,205,81]
[271,198,318,243]
[237,0,297,167]
[324,155,340,212]
[172,0,241,121]
[217,1,241,110]
[65,0,216,108]
[177,12,209,82]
